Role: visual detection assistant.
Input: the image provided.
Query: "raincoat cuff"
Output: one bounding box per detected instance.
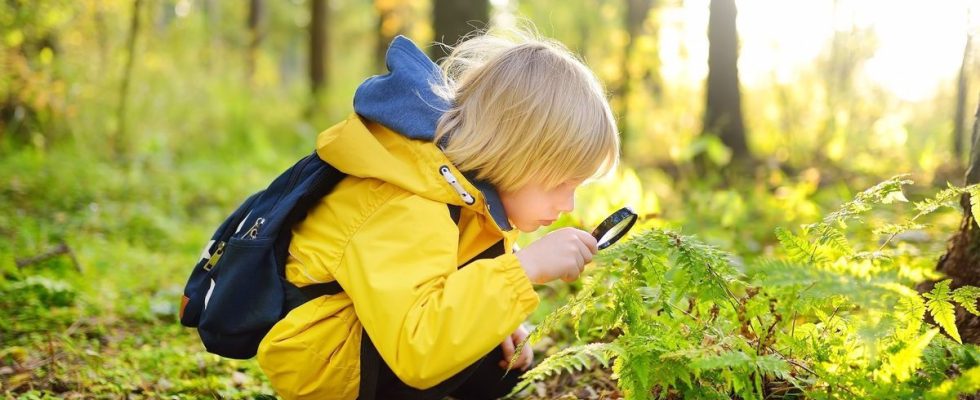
[498,253,540,310]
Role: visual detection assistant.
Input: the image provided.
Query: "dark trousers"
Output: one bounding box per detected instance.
[369,344,526,400]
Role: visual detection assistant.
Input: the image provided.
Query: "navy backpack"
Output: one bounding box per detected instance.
[178,150,477,361]
[178,151,348,359]
[179,149,512,400]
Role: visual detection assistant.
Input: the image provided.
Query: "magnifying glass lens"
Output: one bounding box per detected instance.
[591,207,638,250]
[598,219,632,244]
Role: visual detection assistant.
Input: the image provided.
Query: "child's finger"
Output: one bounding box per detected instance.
[500,336,516,367]
[520,340,534,371]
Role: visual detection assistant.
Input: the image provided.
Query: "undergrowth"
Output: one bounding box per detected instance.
[515,176,980,399]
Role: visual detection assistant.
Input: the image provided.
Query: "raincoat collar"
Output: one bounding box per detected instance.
[351,35,511,231]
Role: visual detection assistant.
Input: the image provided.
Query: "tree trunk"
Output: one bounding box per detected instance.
[431,0,488,60]
[200,0,219,69]
[954,34,973,162]
[704,0,749,162]
[246,0,263,86]
[114,0,143,157]
[618,0,655,160]
[375,0,413,73]
[935,94,980,344]
[310,0,328,95]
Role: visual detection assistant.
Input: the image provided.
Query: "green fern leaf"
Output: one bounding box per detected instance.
[690,350,753,371]
[775,227,825,264]
[872,221,926,237]
[926,364,980,399]
[952,286,980,317]
[754,354,792,380]
[913,185,966,215]
[895,294,926,340]
[823,175,912,225]
[924,280,961,343]
[970,186,980,228]
[510,342,620,397]
[816,225,853,256]
[883,328,938,382]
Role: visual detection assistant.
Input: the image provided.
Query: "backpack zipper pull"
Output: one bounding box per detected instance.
[244,217,266,239]
[203,241,226,271]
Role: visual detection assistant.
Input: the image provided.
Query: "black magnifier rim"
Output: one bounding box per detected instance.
[591,206,638,250]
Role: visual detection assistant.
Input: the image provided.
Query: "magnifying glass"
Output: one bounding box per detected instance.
[591,206,638,250]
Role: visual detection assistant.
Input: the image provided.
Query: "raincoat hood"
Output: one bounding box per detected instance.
[318,35,511,231]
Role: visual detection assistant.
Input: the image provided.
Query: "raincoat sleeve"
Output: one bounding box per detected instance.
[331,194,540,389]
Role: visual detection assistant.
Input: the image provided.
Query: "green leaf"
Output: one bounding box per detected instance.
[872,221,926,237]
[924,280,961,343]
[775,227,824,264]
[913,185,966,216]
[971,187,980,228]
[511,342,621,397]
[895,295,926,340]
[926,364,980,400]
[817,226,852,255]
[952,286,980,316]
[690,351,752,371]
[882,189,909,204]
[884,328,938,382]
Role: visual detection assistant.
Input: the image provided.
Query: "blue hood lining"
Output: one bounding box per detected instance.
[353,36,512,231]
[353,36,449,141]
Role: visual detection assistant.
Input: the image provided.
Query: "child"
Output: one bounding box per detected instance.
[257,29,619,399]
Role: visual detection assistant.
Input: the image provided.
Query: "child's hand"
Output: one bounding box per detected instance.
[516,227,598,284]
[499,324,533,371]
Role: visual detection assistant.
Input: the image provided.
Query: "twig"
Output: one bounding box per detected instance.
[765,344,859,398]
[15,242,82,272]
[788,282,817,359]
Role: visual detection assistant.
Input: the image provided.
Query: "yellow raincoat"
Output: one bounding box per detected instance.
[256,114,540,399]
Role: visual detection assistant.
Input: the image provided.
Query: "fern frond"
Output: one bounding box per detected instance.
[774,227,826,264]
[895,294,926,341]
[814,224,853,256]
[510,342,621,397]
[690,350,753,371]
[528,271,610,345]
[879,328,938,383]
[913,185,966,216]
[822,175,913,226]
[753,354,793,380]
[924,280,961,343]
[925,364,980,400]
[952,286,980,317]
[970,185,980,227]
[872,221,926,237]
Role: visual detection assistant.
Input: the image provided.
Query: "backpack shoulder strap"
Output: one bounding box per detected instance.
[356,203,464,400]
[448,204,462,225]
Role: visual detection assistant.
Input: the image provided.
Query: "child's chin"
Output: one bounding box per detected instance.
[515,222,539,233]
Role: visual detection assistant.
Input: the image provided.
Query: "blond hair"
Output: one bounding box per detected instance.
[433,28,620,193]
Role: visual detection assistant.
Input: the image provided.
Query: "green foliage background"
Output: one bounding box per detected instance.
[2,0,978,398]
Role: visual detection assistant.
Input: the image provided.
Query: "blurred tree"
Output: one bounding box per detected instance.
[246,0,264,86]
[431,0,488,60]
[0,1,73,147]
[703,0,749,162]
[954,33,973,162]
[375,0,414,72]
[310,0,329,95]
[816,0,877,164]
[201,0,221,68]
[114,0,144,156]
[934,94,980,344]
[618,0,656,156]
